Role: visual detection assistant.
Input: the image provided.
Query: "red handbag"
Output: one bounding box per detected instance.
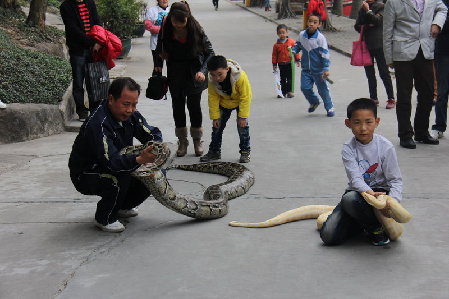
[350,26,373,66]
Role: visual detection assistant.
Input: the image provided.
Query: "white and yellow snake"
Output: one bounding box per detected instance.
[120,141,255,219]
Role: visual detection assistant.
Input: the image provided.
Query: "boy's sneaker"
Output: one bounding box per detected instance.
[366,227,390,246]
[94,220,125,233]
[286,92,295,98]
[0,100,6,109]
[117,207,139,218]
[386,99,396,109]
[430,129,443,139]
[326,108,335,117]
[239,152,250,163]
[200,151,221,162]
[308,102,320,113]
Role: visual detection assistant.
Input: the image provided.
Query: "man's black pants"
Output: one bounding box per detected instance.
[71,167,150,225]
[394,48,434,140]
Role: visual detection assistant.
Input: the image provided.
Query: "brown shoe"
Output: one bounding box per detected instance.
[190,127,204,156]
[175,127,189,157]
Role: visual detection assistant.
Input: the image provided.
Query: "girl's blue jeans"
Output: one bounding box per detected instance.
[320,190,383,246]
[208,106,251,154]
[300,70,334,111]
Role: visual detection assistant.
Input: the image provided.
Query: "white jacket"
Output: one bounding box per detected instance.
[383,0,447,65]
[144,5,170,50]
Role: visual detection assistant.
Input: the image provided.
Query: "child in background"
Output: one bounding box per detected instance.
[292,12,335,117]
[272,24,301,98]
[200,55,252,163]
[320,98,403,246]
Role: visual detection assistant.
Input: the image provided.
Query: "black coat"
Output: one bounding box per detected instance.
[436,0,449,56]
[354,1,384,50]
[60,0,101,55]
[155,26,214,94]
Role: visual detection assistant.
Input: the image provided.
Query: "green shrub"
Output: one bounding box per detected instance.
[0,29,71,104]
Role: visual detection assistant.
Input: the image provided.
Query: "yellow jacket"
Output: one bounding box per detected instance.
[208,59,252,120]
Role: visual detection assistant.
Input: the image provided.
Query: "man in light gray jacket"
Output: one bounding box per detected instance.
[383,0,447,149]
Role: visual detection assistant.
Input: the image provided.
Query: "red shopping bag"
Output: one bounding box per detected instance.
[350,26,373,67]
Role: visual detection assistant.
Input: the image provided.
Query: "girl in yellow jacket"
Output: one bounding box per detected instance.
[200,56,252,163]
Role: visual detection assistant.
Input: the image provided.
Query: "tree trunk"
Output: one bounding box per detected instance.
[350,0,362,19]
[332,0,343,16]
[26,0,48,30]
[277,0,295,19]
[0,0,19,9]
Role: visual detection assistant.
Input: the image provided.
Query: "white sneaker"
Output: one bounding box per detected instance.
[117,207,139,218]
[94,220,125,233]
[430,130,443,139]
[0,100,6,109]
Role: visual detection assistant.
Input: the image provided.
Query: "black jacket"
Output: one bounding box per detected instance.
[436,0,449,56]
[354,1,384,50]
[60,0,101,55]
[68,100,163,177]
[155,25,214,94]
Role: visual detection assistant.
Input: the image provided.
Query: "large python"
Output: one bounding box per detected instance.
[120,141,255,219]
[229,192,412,241]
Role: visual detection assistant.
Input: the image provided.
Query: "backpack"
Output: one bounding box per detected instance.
[145,75,168,100]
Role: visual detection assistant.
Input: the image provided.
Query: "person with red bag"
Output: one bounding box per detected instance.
[355,0,395,109]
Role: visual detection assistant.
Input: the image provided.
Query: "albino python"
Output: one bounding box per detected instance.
[120,141,255,219]
[229,192,412,240]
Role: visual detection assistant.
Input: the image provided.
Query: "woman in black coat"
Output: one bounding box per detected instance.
[155,1,214,157]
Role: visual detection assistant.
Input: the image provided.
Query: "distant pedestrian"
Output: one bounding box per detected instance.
[144,0,170,76]
[272,24,301,98]
[292,12,335,117]
[155,1,215,157]
[264,0,271,11]
[213,0,219,11]
[383,0,447,149]
[354,0,395,109]
[430,0,449,140]
[320,98,403,246]
[200,55,253,163]
[60,0,102,122]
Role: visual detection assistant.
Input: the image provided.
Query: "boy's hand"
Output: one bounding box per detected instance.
[136,145,156,164]
[195,72,205,82]
[213,119,220,128]
[322,71,330,79]
[238,118,247,128]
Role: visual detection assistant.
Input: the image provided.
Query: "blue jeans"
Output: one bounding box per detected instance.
[364,48,395,100]
[300,70,334,111]
[320,190,383,246]
[432,55,449,132]
[208,106,251,154]
[69,49,93,116]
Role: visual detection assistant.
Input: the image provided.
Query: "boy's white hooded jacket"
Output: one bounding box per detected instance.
[208,59,252,120]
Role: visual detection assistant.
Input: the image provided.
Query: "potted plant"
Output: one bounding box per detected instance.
[132,1,147,38]
[96,0,141,58]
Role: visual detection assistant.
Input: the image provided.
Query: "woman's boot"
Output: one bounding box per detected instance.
[190,127,204,157]
[175,127,189,157]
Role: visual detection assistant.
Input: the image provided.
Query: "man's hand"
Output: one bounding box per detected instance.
[431,24,441,38]
[195,72,205,82]
[154,67,162,73]
[213,119,220,128]
[136,145,156,164]
[93,43,102,52]
[238,118,247,128]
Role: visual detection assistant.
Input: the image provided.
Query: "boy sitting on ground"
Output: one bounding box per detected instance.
[200,55,253,163]
[320,98,403,246]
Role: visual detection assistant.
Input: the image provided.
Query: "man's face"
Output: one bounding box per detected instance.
[209,67,229,83]
[307,16,321,34]
[108,88,139,122]
[345,109,380,145]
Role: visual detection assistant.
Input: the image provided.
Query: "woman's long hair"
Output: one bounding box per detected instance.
[161,1,205,56]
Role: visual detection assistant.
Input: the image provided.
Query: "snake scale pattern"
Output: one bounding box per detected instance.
[120,141,255,219]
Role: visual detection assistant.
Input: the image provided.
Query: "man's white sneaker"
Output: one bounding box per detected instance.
[94,220,125,233]
[0,100,6,109]
[430,130,443,139]
[117,207,139,218]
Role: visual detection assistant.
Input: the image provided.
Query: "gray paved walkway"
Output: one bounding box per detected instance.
[1,1,448,298]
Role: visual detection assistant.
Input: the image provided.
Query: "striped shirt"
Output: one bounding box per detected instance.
[77,1,91,33]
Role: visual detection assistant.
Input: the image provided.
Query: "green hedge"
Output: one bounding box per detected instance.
[0,29,71,105]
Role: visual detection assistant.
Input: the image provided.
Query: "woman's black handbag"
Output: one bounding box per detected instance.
[86,61,110,103]
[146,75,168,100]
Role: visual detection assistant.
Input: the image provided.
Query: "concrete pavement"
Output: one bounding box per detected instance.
[1,1,449,298]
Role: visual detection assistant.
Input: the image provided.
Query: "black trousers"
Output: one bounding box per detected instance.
[69,49,93,116]
[71,167,150,225]
[394,48,434,139]
[279,63,293,95]
[170,88,203,128]
[364,48,395,100]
